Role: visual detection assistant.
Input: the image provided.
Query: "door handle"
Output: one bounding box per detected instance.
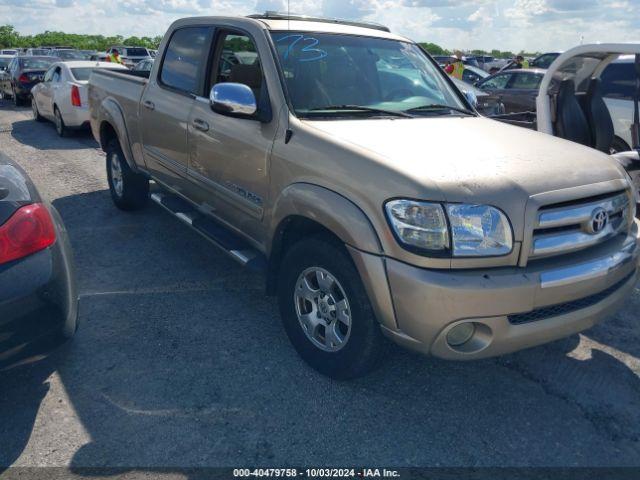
[142,100,155,111]
[192,118,209,132]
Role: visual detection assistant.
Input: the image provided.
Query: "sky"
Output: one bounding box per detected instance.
[0,0,638,52]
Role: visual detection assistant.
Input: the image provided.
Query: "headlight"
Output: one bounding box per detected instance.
[385,200,513,257]
[385,200,449,254]
[446,204,512,256]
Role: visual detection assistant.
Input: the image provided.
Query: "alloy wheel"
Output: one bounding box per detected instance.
[294,267,352,352]
[110,153,124,198]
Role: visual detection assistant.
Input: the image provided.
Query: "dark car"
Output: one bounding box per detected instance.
[475,68,546,114]
[530,52,561,69]
[0,56,58,106]
[0,153,78,368]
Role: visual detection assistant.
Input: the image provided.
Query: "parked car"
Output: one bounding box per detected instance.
[0,54,12,72]
[600,56,638,152]
[476,68,546,113]
[451,77,505,116]
[132,58,154,72]
[148,49,158,58]
[530,52,561,69]
[89,52,108,62]
[0,49,17,56]
[25,48,51,56]
[461,64,488,85]
[32,61,127,136]
[106,46,152,68]
[89,13,639,379]
[0,56,58,106]
[0,152,78,368]
[51,49,86,61]
[79,50,97,60]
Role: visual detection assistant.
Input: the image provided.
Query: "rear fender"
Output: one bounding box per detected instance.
[98,98,139,173]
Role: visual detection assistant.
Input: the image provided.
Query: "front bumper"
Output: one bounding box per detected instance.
[359,222,640,360]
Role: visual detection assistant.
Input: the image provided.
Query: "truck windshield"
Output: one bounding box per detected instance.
[270,31,468,118]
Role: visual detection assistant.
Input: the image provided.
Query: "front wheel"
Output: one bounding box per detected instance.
[106,139,149,211]
[278,235,384,379]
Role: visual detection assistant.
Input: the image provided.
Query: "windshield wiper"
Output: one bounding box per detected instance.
[405,104,475,116]
[308,105,413,118]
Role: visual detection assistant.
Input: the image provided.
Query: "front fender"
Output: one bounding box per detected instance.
[269,183,382,255]
[98,98,139,173]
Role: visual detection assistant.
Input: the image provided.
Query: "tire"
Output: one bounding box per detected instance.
[611,136,631,154]
[54,107,67,137]
[12,87,23,106]
[278,235,384,379]
[32,98,44,122]
[106,138,149,211]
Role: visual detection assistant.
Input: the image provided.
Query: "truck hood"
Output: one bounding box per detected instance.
[305,116,626,243]
[306,116,624,200]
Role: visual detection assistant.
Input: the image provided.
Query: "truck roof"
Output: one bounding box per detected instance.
[168,15,411,43]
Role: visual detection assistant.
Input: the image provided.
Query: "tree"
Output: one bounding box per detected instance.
[418,42,449,56]
[0,25,19,48]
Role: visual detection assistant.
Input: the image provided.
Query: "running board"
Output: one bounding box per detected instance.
[150,192,267,272]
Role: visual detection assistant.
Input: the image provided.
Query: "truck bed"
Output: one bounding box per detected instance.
[88,68,148,150]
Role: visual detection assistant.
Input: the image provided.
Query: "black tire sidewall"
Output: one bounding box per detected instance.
[106,139,149,211]
[54,108,65,136]
[278,236,382,379]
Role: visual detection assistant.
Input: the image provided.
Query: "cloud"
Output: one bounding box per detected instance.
[0,0,636,52]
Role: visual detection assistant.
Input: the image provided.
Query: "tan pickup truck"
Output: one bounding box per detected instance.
[88,13,640,379]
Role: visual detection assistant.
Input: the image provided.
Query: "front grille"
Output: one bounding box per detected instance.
[508,272,634,325]
[529,191,631,260]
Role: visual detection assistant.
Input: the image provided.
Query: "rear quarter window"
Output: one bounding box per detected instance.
[159,27,210,95]
[601,62,635,100]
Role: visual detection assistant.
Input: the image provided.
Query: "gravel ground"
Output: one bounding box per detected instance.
[0,100,639,473]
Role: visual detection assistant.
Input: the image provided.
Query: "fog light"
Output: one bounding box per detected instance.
[446,323,475,347]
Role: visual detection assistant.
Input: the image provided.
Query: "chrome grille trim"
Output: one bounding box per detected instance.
[530,191,631,260]
[537,192,628,229]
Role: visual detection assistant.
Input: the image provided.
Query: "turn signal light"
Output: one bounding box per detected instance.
[0,204,56,265]
[71,85,82,107]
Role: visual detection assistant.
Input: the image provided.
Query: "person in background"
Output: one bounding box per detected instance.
[107,49,122,64]
[447,51,464,80]
[515,55,529,69]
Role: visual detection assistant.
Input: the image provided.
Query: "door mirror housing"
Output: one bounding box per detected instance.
[210,83,257,118]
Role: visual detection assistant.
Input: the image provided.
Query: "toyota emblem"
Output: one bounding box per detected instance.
[588,208,608,234]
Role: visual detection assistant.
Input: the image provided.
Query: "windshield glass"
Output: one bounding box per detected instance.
[56,50,85,60]
[19,58,55,69]
[270,31,466,118]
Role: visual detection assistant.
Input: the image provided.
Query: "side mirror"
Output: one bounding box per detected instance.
[210,83,257,118]
[464,90,478,110]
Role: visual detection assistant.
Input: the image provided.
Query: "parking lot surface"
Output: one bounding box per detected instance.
[0,100,639,471]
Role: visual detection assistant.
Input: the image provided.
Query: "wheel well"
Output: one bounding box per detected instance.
[99,121,118,152]
[266,216,344,296]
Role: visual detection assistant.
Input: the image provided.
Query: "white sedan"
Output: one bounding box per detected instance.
[31,61,127,136]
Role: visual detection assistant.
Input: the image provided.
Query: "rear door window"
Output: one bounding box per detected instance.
[159,26,211,95]
[601,62,635,100]
[508,72,542,90]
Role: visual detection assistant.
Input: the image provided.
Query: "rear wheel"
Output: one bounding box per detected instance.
[12,87,23,106]
[277,235,384,379]
[106,139,149,211]
[54,107,67,137]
